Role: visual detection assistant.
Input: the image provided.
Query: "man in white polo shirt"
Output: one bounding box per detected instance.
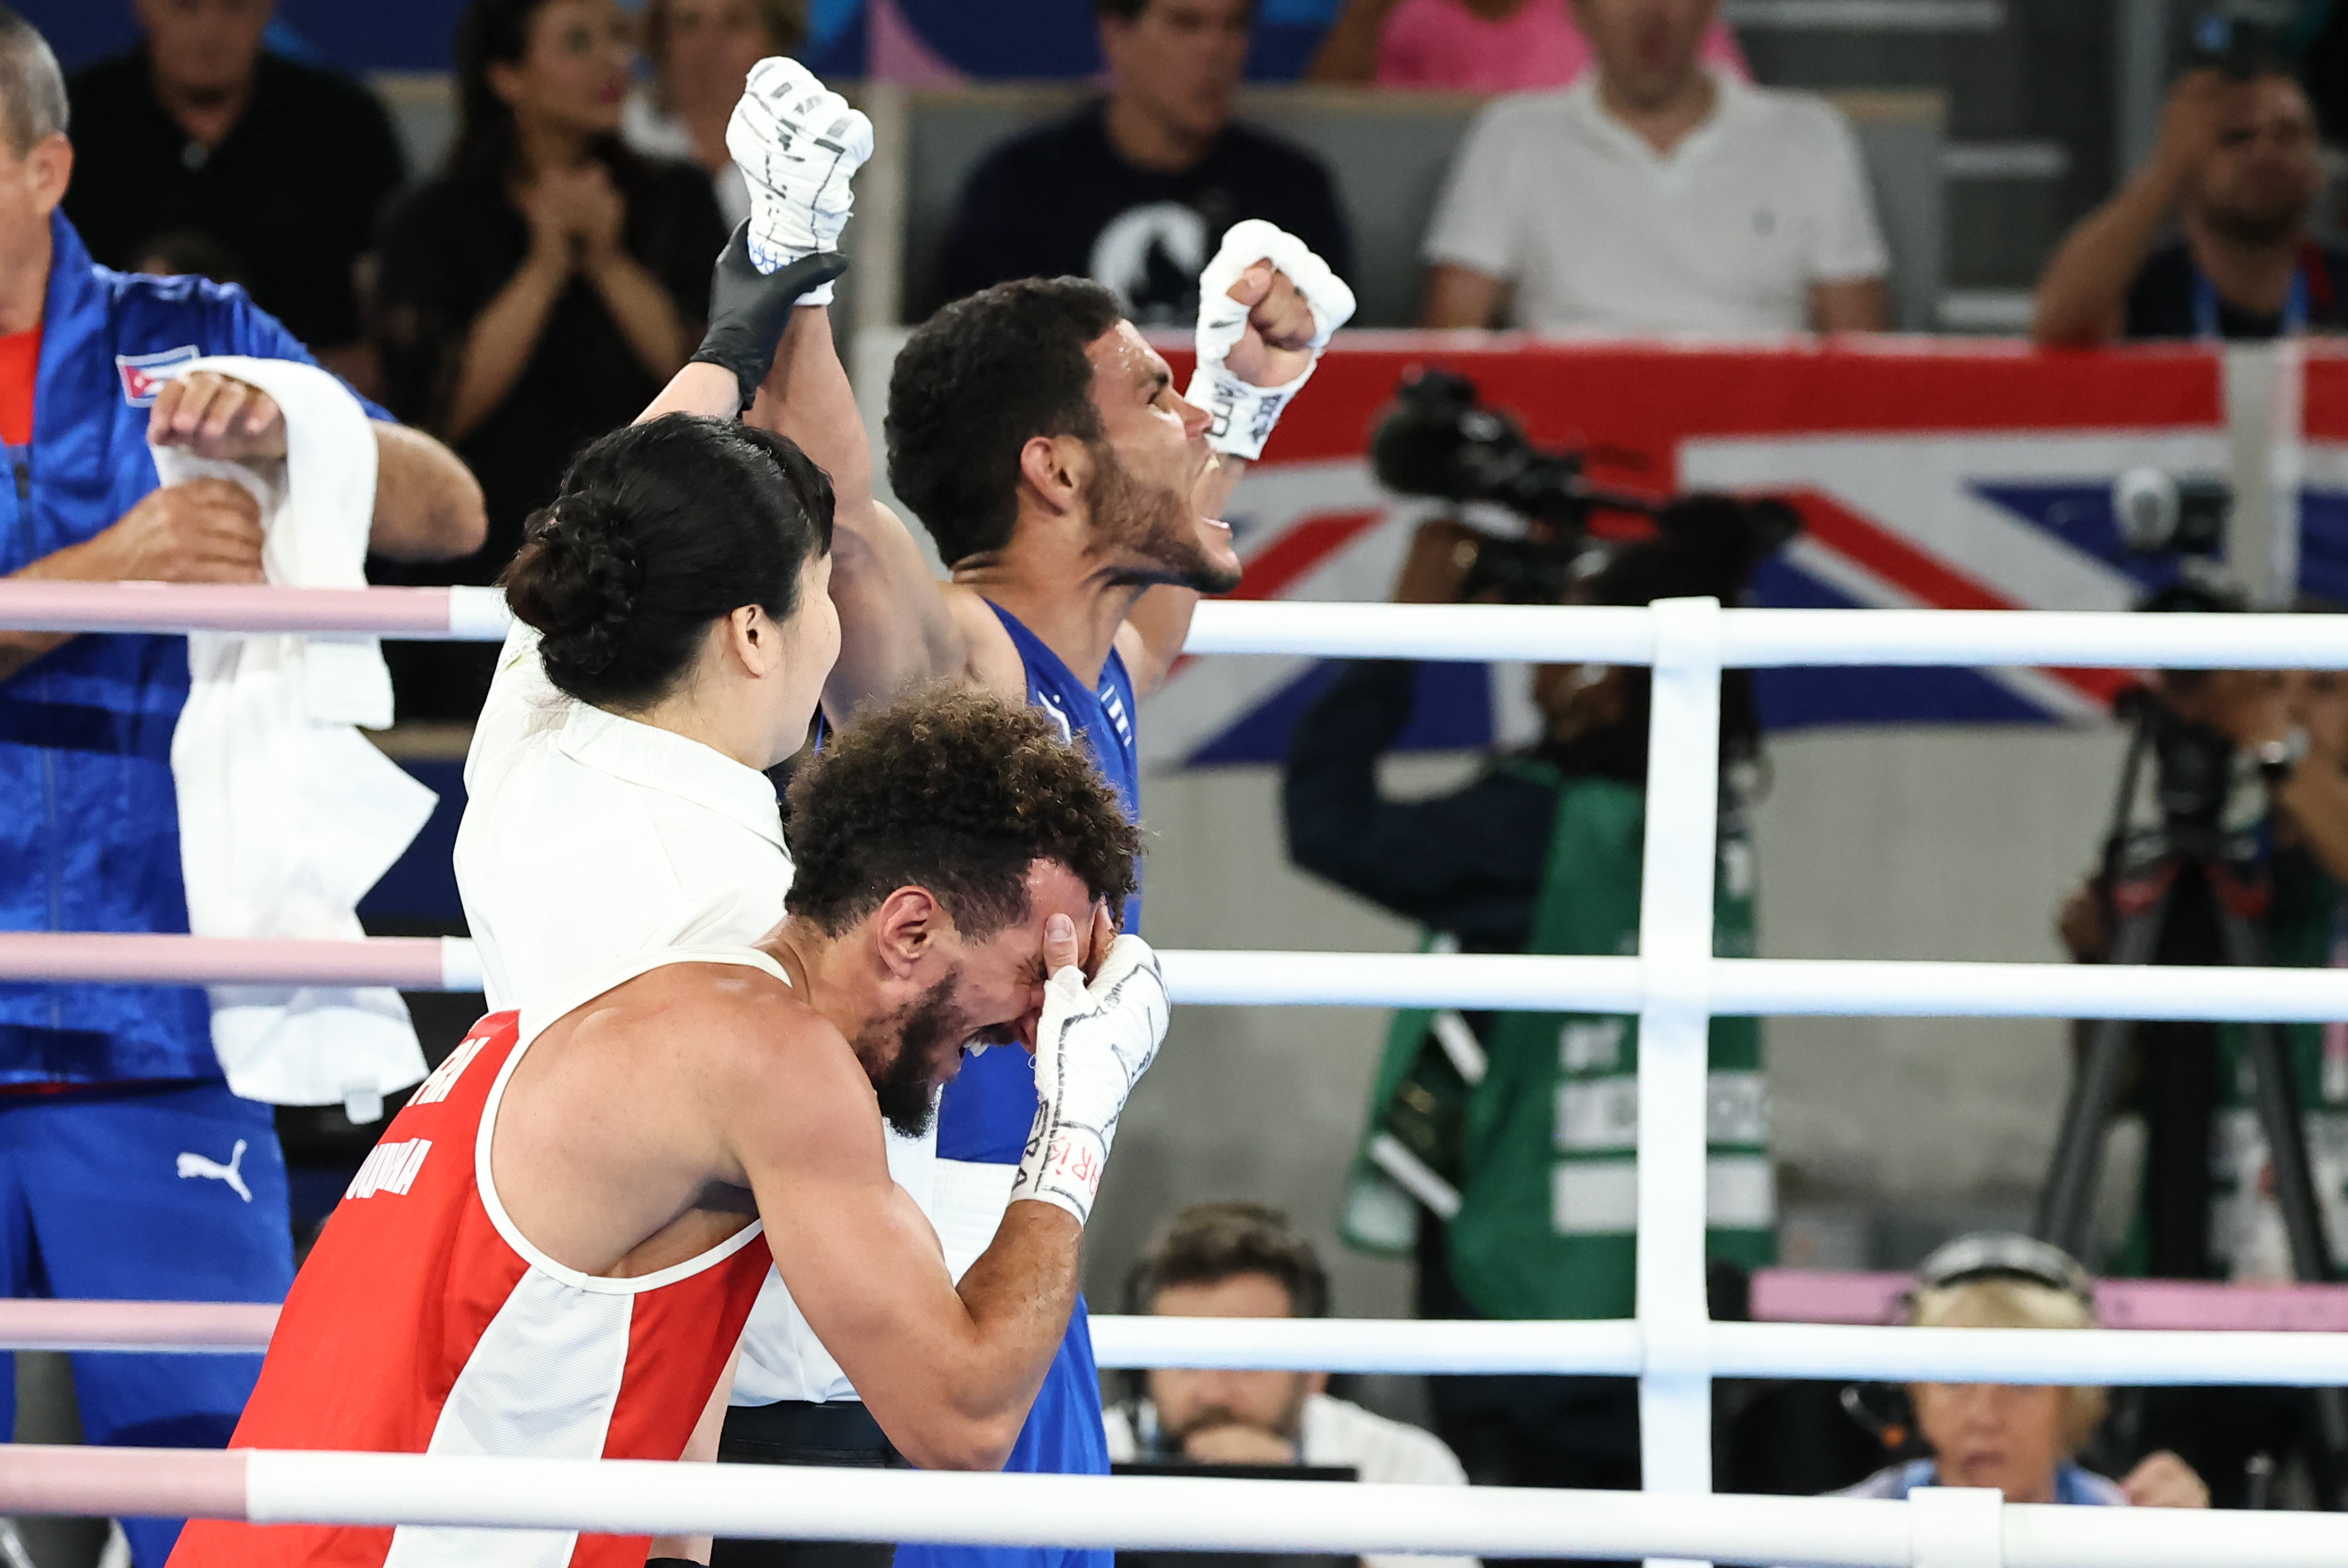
[1418,0,1888,334]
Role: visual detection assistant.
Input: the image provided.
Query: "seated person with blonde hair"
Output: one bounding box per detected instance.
[1838,1234,2208,1508]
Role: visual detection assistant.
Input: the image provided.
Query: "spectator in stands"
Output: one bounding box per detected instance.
[931,0,1352,326]
[623,0,807,229]
[62,0,406,390]
[2056,659,2348,1283]
[0,14,482,1566]
[1283,504,1783,1497]
[1837,1235,2208,1508]
[1418,0,1887,333]
[1109,1201,1476,1568]
[373,0,727,719]
[1307,0,1747,95]
[2033,65,2343,344]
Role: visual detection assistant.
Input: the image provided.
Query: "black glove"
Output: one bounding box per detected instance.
[688,224,850,412]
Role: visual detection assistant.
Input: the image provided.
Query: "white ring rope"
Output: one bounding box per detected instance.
[1168,601,2348,669]
[16,585,2348,669]
[20,935,2348,1022]
[19,1302,2348,1388]
[0,1445,2338,1568]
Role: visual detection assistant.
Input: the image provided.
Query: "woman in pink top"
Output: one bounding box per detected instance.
[1308,0,1748,92]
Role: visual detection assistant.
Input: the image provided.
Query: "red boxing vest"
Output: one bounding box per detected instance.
[170,1008,771,1568]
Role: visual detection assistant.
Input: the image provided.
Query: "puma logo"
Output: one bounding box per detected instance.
[177,1139,252,1203]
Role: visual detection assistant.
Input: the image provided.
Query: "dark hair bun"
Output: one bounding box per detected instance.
[496,415,836,711]
[504,495,644,684]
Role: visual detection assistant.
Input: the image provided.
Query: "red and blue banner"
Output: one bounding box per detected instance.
[1143,336,2345,769]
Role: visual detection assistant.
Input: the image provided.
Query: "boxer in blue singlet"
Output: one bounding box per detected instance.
[750,242,1346,1568]
[924,602,1148,1510]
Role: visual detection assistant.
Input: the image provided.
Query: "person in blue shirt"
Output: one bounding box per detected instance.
[1834,1235,2208,1511]
[0,14,484,1565]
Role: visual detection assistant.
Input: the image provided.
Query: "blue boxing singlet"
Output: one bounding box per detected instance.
[899,602,1143,1568]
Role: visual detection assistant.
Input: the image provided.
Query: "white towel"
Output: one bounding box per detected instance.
[155,355,437,1110]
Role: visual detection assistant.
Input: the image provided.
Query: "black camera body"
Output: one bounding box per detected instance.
[2115,684,2247,834]
[1368,367,1799,603]
[1371,367,1594,525]
[2112,468,2231,561]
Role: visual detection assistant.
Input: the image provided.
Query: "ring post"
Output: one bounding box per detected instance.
[1637,597,1725,1565]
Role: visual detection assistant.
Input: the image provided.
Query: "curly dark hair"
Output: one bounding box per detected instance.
[885,277,1124,567]
[1123,1201,1330,1318]
[785,687,1141,939]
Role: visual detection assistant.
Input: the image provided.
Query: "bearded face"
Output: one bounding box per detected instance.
[2195,77,2322,247]
[1086,438,1243,596]
[855,973,965,1138]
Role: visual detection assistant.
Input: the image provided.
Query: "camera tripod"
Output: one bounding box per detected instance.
[2036,689,2348,1500]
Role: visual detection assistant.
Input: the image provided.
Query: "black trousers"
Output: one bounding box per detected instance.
[710,1401,903,1568]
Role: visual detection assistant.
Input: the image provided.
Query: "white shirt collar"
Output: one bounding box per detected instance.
[1567,66,1746,173]
[554,700,786,850]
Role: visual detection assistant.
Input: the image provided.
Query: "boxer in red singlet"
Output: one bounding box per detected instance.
[168,688,1167,1568]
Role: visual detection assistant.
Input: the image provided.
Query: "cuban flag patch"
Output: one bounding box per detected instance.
[116,346,200,407]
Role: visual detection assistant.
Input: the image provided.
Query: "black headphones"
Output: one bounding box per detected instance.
[1840,1233,2096,1452]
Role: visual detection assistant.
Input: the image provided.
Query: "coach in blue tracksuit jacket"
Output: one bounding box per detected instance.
[0,21,483,1566]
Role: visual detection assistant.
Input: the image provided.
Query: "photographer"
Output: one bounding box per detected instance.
[2053,656,2348,1505]
[1282,501,1779,1495]
[2059,660,2348,1283]
[2032,61,2344,344]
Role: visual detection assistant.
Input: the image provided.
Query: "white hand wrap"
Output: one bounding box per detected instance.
[1010,934,1169,1226]
[725,57,873,305]
[1184,219,1357,461]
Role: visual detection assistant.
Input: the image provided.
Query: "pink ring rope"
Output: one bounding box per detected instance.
[0,934,454,989]
[1748,1268,2348,1331]
[0,581,476,637]
[0,1299,279,1351]
[0,1445,245,1522]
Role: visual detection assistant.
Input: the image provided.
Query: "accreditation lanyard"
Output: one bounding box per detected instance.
[2193,246,2322,339]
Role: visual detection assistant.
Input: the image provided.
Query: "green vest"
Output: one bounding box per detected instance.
[1340,767,1774,1320]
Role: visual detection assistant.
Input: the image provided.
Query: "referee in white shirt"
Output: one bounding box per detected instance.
[1103,1202,1477,1568]
[1419,0,1888,334]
